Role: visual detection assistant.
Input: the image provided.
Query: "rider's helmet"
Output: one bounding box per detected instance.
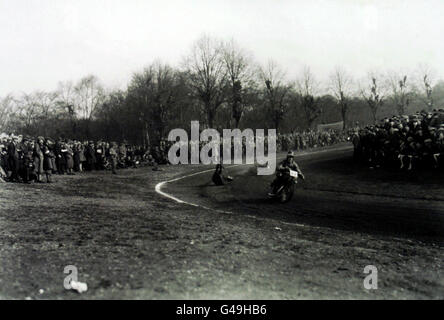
[287,151,294,159]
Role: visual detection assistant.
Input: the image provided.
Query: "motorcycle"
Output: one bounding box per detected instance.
[268,167,299,203]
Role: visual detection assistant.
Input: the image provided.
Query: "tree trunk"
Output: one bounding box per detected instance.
[274,116,280,133]
[372,109,377,124]
[207,105,215,128]
[145,121,150,149]
[85,119,91,139]
[234,117,240,129]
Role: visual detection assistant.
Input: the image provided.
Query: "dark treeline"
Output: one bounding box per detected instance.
[1,35,444,147]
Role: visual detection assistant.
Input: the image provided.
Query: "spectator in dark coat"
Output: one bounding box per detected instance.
[7,136,20,182]
[22,138,35,183]
[43,139,55,183]
[64,141,75,175]
[34,137,45,182]
[55,139,66,174]
[85,141,96,171]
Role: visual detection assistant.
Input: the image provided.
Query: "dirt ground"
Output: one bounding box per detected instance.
[1,143,443,299]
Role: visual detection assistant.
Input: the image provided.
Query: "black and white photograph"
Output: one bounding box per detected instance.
[0,0,443,305]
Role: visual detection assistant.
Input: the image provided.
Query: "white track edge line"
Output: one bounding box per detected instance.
[154,145,352,227]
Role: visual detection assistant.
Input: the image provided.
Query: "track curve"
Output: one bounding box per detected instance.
[161,144,444,244]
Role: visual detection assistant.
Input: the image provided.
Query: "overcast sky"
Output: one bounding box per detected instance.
[1,0,443,96]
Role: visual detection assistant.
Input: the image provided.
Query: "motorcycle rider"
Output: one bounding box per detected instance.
[280,151,305,177]
[269,151,305,195]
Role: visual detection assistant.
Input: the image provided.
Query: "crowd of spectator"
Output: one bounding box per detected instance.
[1,126,357,183]
[352,109,444,170]
[277,129,349,152]
[0,136,169,183]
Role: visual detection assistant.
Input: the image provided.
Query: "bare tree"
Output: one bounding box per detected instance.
[72,75,105,138]
[33,91,58,119]
[96,90,128,142]
[56,81,76,117]
[184,35,228,128]
[295,66,321,129]
[258,60,291,132]
[127,61,184,145]
[0,95,16,132]
[127,67,155,146]
[74,75,105,120]
[17,92,40,130]
[222,39,254,128]
[360,73,385,124]
[148,62,180,142]
[387,73,413,115]
[329,67,353,130]
[422,74,434,110]
[416,65,435,111]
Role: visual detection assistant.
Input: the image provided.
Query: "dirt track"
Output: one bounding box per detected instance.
[166,145,444,241]
[1,144,443,299]
[164,144,444,299]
